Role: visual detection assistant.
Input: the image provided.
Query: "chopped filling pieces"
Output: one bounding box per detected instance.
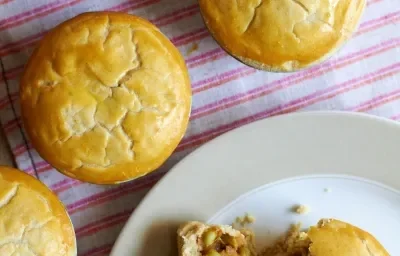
[260,224,311,256]
[200,228,251,256]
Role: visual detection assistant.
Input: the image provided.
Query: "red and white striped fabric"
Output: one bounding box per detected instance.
[0,0,399,255]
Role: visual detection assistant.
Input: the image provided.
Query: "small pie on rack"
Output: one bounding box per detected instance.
[19,12,191,184]
[0,167,76,256]
[198,0,366,71]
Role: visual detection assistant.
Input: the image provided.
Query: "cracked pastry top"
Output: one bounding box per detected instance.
[198,0,366,72]
[20,12,192,184]
[0,167,76,256]
[177,221,256,256]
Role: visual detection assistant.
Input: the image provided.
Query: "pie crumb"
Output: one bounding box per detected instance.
[233,213,256,227]
[186,42,199,56]
[236,216,244,224]
[293,205,310,215]
[259,223,310,256]
[245,213,256,224]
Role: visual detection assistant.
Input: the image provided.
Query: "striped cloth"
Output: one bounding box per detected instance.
[0,0,399,255]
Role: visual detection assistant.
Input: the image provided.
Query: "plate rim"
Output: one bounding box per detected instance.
[110,111,400,255]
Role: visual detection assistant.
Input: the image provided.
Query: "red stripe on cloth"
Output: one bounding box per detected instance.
[151,3,197,24]
[51,178,82,194]
[348,89,400,112]
[0,1,76,25]
[0,0,85,31]
[25,169,35,175]
[13,143,30,157]
[187,48,228,69]
[3,117,21,132]
[367,0,384,4]
[0,0,13,5]
[21,161,55,174]
[186,48,224,63]
[22,160,52,172]
[13,172,161,217]
[0,65,24,82]
[170,27,208,46]
[0,1,191,58]
[0,32,45,57]
[190,38,400,119]
[51,177,78,189]
[13,161,50,174]
[54,182,81,194]
[152,4,199,27]
[81,243,113,256]
[391,113,400,120]
[355,14,400,36]
[187,35,398,95]
[66,173,163,214]
[0,92,17,109]
[75,210,133,238]
[177,63,400,151]
[356,18,400,37]
[193,68,257,94]
[108,0,159,12]
[191,66,251,89]
[0,0,159,32]
[358,10,400,29]
[37,165,53,173]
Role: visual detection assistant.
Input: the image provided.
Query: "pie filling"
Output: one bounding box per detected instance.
[200,228,252,256]
[260,224,311,256]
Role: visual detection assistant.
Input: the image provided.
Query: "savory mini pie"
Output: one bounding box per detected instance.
[177,221,256,256]
[0,167,76,256]
[20,12,192,184]
[261,219,390,256]
[198,0,366,72]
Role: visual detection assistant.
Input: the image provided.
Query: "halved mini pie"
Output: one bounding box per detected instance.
[177,221,256,256]
[178,219,390,256]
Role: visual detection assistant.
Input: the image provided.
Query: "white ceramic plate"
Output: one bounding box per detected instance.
[111,112,400,256]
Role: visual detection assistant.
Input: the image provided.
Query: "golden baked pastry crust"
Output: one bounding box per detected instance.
[20,12,192,184]
[260,218,389,256]
[0,167,76,256]
[308,219,390,256]
[198,0,366,71]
